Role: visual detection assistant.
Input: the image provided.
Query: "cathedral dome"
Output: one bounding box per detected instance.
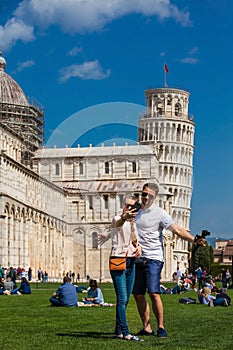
[0,53,29,106]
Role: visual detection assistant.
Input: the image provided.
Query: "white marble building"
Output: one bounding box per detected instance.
[0,53,195,281]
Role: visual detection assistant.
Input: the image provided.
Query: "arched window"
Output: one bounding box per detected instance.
[105,161,109,174]
[92,232,98,249]
[79,162,84,174]
[55,163,60,175]
[132,161,137,173]
[175,103,182,117]
[167,95,172,105]
[119,194,124,208]
[103,195,108,209]
[88,195,93,209]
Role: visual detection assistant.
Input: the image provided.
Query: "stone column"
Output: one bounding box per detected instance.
[0,215,8,265]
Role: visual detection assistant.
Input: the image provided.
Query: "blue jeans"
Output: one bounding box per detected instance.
[213,297,226,306]
[110,257,135,336]
[50,297,62,306]
[11,287,20,295]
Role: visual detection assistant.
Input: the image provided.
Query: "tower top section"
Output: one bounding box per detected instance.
[145,87,190,97]
[143,87,192,122]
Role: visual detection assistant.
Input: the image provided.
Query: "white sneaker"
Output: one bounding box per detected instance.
[16,291,22,295]
[223,298,228,307]
[3,290,11,295]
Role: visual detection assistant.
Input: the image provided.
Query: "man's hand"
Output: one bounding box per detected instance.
[194,230,210,247]
[97,232,110,245]
[134,245,142,258]
[194,235,206,246]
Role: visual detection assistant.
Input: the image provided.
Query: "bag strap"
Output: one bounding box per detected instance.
[111,219,137,259]
[125,220,137,257]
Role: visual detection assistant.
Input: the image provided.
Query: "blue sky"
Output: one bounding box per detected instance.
[1,0,233,240]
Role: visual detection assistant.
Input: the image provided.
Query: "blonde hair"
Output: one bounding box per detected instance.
[124,195,137,204]
[201,287,211,297]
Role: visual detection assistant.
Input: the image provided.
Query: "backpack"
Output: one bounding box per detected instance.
[179,297,196,304]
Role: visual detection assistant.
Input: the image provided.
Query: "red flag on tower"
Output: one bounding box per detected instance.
[164,63,169,73]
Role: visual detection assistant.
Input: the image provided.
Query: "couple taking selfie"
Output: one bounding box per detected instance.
[99,182,205,342]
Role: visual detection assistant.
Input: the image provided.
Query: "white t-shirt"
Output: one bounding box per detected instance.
[135,203,174,261]
[110,216,138,257]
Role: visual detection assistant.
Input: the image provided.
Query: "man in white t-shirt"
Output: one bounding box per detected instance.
[123,183,204,338]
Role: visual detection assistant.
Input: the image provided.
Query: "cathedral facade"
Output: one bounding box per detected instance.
[0,53,195,281]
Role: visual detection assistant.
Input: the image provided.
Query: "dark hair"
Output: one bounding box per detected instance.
[89,279,97,288]
[143,183,159,195]
[63,276,71,284]
[22,277,30,285]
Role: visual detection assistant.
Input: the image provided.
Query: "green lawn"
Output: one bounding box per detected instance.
[0,282,232,350]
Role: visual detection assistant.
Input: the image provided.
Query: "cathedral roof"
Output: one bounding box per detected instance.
[34,144,155,158]
[0,53,29,106]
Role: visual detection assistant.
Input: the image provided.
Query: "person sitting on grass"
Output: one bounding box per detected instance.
[50,276,77,307]
[11,277,31,295]
[198,287,214,305]
[4,275,14,292]
[198,286,231,307]
[0,277,11,295]
[208,288,231,307]
[82,279,104,305]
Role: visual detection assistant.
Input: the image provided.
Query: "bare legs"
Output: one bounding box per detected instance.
[134,293,164,331]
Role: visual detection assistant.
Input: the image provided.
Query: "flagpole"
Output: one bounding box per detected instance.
[164,64,166,87]
[164,63,168,87]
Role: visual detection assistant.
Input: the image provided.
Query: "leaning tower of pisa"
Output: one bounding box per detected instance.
[138,87,195,273]
[138,87,195,229]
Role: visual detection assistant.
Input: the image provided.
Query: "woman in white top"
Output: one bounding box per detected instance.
[110,195,142,341]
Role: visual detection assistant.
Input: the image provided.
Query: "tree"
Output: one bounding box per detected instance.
[191,242,211,273]
[209,245,214,266]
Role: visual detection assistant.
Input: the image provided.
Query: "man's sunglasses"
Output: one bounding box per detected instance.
[141,192,154,200]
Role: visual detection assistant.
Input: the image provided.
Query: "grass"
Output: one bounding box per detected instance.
[0,282,233,350]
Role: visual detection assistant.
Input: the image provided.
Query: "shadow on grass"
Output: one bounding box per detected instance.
[56,331,113,339]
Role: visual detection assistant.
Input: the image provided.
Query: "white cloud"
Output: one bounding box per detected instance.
[13,0,191,34]
[187,47,198,56]
[67,46,83,57]
[179,47,199,64]
[17,59,35,71]
[179,57,199,64]
[0,17,35,51]
[58,60,111,82]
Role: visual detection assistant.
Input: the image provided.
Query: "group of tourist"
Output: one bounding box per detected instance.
[0,265,30,282]
[49,276,103,307]
[0,276,31,295]
[198,286,231,307]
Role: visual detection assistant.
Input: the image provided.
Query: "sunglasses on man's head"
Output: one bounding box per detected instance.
[141,192,154,200]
